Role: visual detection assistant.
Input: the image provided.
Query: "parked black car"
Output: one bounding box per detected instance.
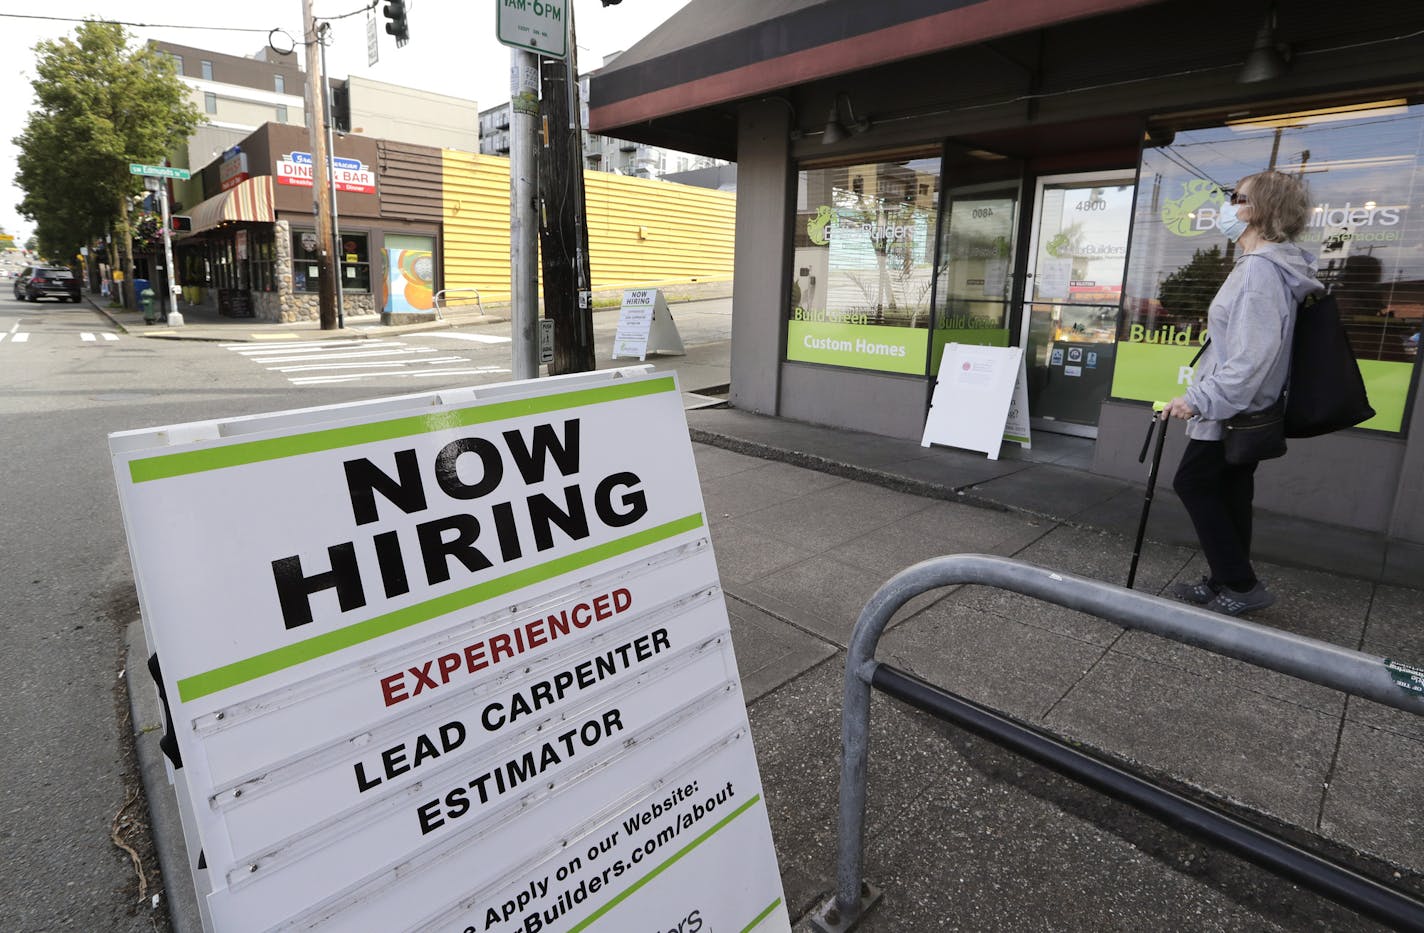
[14,265,81,302]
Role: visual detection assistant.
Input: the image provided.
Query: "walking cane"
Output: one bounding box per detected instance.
[1126,402,1169,589]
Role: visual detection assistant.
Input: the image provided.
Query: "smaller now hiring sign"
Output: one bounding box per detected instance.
[109,369,787,932]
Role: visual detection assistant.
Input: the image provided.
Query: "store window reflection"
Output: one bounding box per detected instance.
[1118,98,1424,433]
[787,155,941,375]
[930,181,1019,375]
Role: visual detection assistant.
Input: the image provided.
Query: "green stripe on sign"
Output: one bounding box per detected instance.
[130,376,678,483]
[740,898,784,932]
[567,794,764,933]
[175,512,704,702]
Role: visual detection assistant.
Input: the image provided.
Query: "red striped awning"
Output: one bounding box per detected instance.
[186,175,275,235]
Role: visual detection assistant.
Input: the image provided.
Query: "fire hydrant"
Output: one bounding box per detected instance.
[141,287,158,324]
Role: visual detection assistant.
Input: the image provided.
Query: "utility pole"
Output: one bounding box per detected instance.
[157,177,183,326]
[303,0,339,329]
[510,49,541,380]
[537,4,595,373]
[319,22,345,329]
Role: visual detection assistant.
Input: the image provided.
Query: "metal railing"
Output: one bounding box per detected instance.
[430,287,484,321]
[809,554,1424,932]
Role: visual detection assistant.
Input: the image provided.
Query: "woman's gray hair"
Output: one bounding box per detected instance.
[1239,170,1312,241]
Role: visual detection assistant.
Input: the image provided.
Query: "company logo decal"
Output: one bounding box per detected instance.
[807,205,833,245]
[1161,179,1225,237]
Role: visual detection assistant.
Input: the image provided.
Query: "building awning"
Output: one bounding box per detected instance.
[588,0,1163,154]
[186,175,275,236]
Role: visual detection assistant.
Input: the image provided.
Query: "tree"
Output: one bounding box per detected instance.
[1157,244,1228,320]
[13,21,200,303]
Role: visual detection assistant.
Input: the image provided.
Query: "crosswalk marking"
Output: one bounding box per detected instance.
[289,367,508,385]
[224,336,511,386]
[222,339,394,352]
[1,332,119,343]
[249,347,443,364]
[265,355,469,373]
[409,332,512,345]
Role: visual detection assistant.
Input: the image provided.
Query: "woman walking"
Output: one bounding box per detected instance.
[1162,170,1322,616]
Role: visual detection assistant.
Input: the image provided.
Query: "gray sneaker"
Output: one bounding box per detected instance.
[1168,576,1217,605]
[1204,581,1276,616]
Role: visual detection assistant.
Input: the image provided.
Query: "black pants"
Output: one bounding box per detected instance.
[1172,439,1259,590]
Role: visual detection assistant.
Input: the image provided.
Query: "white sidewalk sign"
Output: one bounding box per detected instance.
[921,344,1024,459]
[611,289,686,361]
[109,369,788,933]
[1003,351,1032,449]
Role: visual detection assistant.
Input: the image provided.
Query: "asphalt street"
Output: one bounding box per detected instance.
[0,294,733,931]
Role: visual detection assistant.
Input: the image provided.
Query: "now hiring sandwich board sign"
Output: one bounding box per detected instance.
[109,368,788,933]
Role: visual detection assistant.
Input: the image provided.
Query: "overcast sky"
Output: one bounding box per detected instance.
[0,0,693,245]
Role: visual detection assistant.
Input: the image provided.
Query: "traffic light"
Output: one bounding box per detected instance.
[170,216,192,233]
[383,0,409,47]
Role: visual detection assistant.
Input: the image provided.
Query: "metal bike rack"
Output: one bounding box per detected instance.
[809,554,1424,932]
[430,286,484,321]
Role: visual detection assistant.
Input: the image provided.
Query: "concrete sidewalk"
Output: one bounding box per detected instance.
[684,416,1424,930]
[122,314,1424,929]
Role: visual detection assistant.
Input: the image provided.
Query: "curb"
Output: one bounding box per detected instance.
[82,291,725,344]
[87,296,132,335]
[125,620,204,933]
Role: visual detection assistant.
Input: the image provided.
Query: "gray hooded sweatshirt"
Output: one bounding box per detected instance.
[1182,242,1323,441]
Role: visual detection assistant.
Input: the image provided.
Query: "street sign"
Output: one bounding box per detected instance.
[130,163,191,181]
[539,318,555,364]
[497,0,567,57]
[366,14,380,66]
[143,176,162,192]
[109,370,788,932]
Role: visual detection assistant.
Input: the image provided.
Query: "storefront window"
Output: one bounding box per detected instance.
[249,229,276,292]
[787,156,941,374]
[291,230,371,293]
[1117,99,1424,433]
[338,233,370,292]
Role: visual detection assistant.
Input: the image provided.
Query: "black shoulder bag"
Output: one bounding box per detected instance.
[1186,342,1288,466]
[1188,290,1374,465]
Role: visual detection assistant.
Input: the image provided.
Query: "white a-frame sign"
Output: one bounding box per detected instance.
[612,289,686,361]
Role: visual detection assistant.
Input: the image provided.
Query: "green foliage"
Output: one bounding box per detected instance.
[1157,244,1228,319]
[131,212,166,248]
[13,21,201,262]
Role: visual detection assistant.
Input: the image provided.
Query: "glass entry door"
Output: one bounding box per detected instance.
[1021,171,1136,436]
[930,180,1020,376]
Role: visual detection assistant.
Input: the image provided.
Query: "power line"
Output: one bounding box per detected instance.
[0,12,276,34]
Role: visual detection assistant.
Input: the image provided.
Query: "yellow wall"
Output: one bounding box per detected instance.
[441,151,735,302]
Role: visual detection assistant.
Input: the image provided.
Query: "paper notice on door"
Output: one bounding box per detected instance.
[1035,258,1071,300]
[982,258,1009,298]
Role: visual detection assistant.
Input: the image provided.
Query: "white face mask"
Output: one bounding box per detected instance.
[1216,200,1249,242]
